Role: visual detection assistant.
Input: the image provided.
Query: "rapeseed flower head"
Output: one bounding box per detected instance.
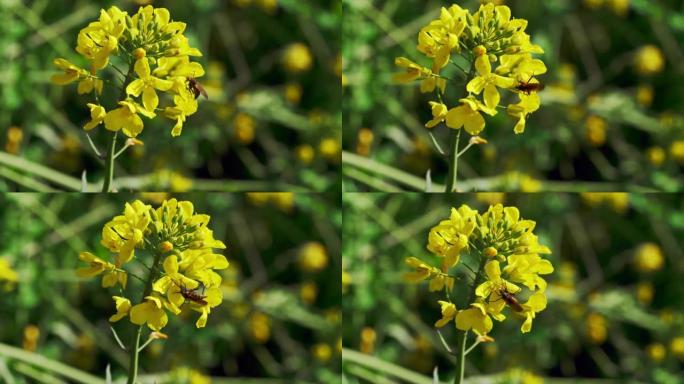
[396,3,546,138]
[405,204,552,336]
[78,199,228,331]
[51,5,205,138]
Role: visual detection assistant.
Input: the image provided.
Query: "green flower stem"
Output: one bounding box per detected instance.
[127,250,165,384]
[445,128,462,193]
[453,254,488,384]
[102,61,135,193]
[445,64,476,193]
[102,131,118,192]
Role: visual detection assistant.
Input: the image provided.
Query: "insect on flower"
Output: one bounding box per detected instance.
[497,285,524,312]
[187,77,208,100]
[174,280,208,305]
[514,74,545,95]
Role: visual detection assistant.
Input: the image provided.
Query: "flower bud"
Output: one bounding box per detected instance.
[189,241,204,249]
[484,247,498,257]
[126,138,144,147]
[160,241,173,252]
[133,48,146,60]
[470,136,488,145]
[473,45,487,57]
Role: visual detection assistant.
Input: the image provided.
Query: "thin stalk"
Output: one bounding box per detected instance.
[102,60,135,192]
[102,131,118,192]
[445,128,462,192]
[444,63,475,193]
[453,254,488,384]
[126,250,165,384]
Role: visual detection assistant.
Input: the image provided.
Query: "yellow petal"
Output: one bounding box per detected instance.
[483,84,500,109]
[134,58,151,78]
[475,55,491,75]
[50,73,78,85]
[463,110,485,135]
[126,79,145,97]
[467,76,485,94]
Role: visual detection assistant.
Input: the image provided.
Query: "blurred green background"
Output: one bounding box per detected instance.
[0,0,341,192]
[342,0,684,192]
[0,192,341,383]
[342,192,684,383]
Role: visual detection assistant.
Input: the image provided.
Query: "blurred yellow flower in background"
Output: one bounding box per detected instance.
[670,141,684,165]
[283,43,313,73]
[360,327,376,354]
[249,312,271,343]
[296,144,315,164]
[300,282,318,304]
[647,343,666,362]
[671,337,684,360]
[312,343,332,362]
[299,242,329,272]
[234,113,256,145]
[586,312,607,344]
[636,84,654,107]
[585,115,607,147]
[22,325,39,352]
[5,126,23,154]
[634,45,665,75]
[319,138,341,162]
[647,147,665,167]
[0,257,19,283]
[634,243,664,272]
[636,282,654,305]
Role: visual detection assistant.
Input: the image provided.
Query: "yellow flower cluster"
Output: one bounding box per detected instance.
[51,5,205,138]
[77,199,228,330]
[405,204,553,335]
[394,3,546,135]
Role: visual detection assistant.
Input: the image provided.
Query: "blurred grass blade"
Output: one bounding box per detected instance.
[0,343,105,384]
[0,151,83,191]
[342,348,433,384]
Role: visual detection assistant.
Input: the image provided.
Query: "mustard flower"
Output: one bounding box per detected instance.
[79,198,228,335]
[76,252,127,288]
[426,102,449,128]
[393,57,446,93]
[404,257,455,292]
[104,99,156,138]
[467,50,516,109]
[84,104,106,131]
[126,58,174,112]
[435,300,458,328]
[52,5,207,192]
[456,302,493,336]
[100,200,152,266]
[406,203,552,344]
[130,296,169,331]
[110,296,132,322]
[445,97,497,135]
[395,3,547,191]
